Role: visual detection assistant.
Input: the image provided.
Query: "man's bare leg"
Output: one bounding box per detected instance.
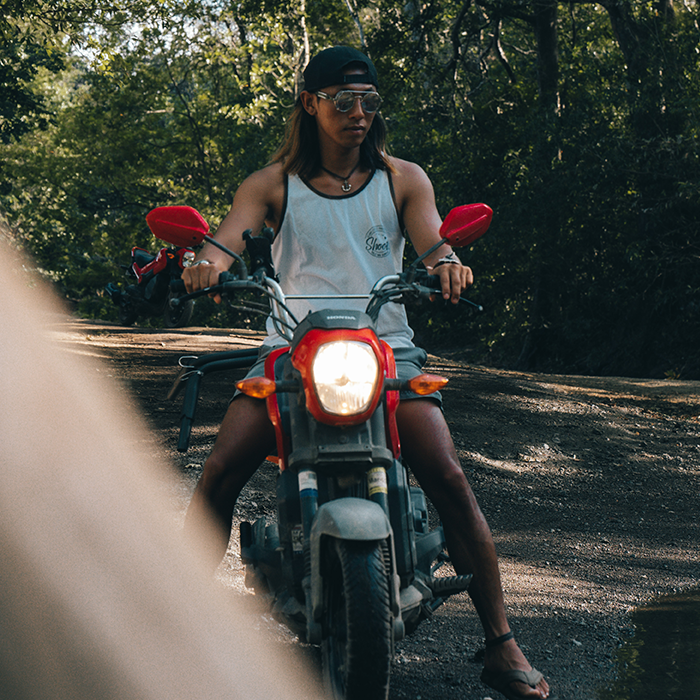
[397,399,550,699]
[183,396,275,569]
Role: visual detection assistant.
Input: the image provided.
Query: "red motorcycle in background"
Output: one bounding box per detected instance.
[150,202,491,700]
[105,241,196,327]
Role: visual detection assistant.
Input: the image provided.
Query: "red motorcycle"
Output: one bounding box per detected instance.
[150,203,491,700]
[105,239,196,328]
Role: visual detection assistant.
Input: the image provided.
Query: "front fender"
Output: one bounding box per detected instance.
[312,498,391,542]
[309,498,392,622]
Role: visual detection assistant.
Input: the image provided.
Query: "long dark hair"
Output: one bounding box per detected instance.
[271,98,394,178]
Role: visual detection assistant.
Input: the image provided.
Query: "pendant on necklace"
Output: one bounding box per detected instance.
[321,163,359,193]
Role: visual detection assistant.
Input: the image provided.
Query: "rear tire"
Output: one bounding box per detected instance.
[163,293,194,328]
[322,538,392,700]
[117,300,138,326]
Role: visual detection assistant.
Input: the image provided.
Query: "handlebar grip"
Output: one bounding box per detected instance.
[413,271,443,290]
[415,269,484,310]
[170,279,186,294]
[423,274,443,290]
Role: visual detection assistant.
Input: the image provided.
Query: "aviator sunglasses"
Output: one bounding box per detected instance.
[315,89,383,114]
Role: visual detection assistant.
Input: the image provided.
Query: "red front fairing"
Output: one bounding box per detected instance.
[131,247,167,281]
[264,347,293,470]
[264,332,402,472]
[381,340,401,458]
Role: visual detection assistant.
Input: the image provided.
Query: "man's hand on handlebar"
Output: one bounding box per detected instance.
[182,261,224,304]
[430,260,473,304]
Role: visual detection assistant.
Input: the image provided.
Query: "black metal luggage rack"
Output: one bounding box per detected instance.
[167,347,260,452]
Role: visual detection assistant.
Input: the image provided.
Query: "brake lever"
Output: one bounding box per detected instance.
[459,297,484,311]
[412,283,484,311]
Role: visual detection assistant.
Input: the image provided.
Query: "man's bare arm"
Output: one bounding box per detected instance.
[391,158,473,303]
[182,164,284,299]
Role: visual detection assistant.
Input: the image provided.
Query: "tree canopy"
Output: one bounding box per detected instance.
[2,0,699,378]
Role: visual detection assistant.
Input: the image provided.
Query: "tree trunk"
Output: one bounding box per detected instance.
[515,0,560,370]
[533,0,559,114]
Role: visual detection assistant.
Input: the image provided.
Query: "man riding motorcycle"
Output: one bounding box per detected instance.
[181,46,549,700]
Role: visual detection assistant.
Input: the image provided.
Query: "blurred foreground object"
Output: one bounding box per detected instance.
[0,240,320,700]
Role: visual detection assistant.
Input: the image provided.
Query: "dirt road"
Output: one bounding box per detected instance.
[53,319,700,700]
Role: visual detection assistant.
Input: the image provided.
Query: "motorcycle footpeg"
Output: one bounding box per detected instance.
[429,574,473,598]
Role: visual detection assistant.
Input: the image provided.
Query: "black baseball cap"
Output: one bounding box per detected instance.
[302,46,379,93]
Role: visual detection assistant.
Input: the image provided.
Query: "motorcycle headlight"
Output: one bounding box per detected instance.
[311,341,380,416]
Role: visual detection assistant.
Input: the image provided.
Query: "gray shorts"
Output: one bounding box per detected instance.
[234,344,442,406]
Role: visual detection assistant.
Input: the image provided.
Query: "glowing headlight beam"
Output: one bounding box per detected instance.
[311,341,380,416]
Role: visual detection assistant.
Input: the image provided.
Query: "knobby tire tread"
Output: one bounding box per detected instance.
[323,538,392,700]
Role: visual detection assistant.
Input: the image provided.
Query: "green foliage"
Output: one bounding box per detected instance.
[1,0,296,320]
[377,0,700,378]
[2,0,699,377]
[0,9,66,142]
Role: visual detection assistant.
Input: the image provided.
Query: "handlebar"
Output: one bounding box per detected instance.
[168,268,481,342]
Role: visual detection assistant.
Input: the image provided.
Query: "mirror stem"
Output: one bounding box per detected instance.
[205,236,248,278]
[410,237,449,270]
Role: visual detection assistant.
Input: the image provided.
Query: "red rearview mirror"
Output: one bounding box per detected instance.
[439,203,492,247]
[146,206,210,247]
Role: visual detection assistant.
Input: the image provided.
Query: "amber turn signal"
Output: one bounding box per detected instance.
[407,373,449,395]
[236,377,277,399]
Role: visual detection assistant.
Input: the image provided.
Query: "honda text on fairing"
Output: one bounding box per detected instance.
[150,203,491,700]
[105,230,196,328]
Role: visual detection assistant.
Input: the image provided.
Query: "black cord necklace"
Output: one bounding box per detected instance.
[320,162,360,192]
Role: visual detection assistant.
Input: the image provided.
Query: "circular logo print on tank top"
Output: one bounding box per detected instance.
[365,226,390,258]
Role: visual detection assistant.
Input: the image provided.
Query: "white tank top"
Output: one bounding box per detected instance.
[264,170,414,348]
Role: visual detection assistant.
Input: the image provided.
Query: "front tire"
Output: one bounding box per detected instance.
[322,538,392,700]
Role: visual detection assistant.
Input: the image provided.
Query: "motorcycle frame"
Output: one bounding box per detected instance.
[162,269,473,653]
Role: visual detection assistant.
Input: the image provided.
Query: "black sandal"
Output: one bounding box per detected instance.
[480,631,546,700]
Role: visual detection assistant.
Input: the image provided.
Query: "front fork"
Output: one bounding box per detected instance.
[297,465,391,547]
[298,467,320,643]
[367,466,390,514]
